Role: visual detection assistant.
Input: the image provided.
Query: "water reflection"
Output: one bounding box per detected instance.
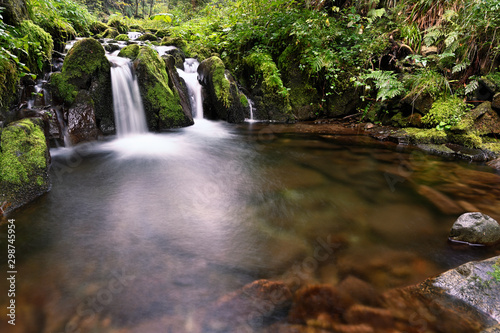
[1,121,499,332]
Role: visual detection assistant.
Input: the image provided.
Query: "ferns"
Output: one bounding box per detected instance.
[356,70,405,102]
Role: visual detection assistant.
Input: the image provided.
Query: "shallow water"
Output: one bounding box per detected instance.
[1,120,499,332]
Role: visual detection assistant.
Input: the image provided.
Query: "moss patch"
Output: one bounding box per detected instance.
[135,46,187,129]
[137,33,157,42]
[0,118,47,184]
[0,58,19,120]
[115,34,129,42]
[108,18,128,34]
[403,127,448,144]
[118,44,140,60]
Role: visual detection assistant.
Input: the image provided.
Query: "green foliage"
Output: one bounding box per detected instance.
[244,52,289,99]
[17,20,54,74]
[355,70,405,102]
[422,96,469,130]
[28,0,96,37]
[488,263,500,283]
[115,33,129,41]
[404,68,451,101]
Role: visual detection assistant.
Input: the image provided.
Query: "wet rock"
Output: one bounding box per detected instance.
[416,184,464,215]
[492,92,500,110]
[476,77,497,101]
[49,38,113,135]
[487,158,500,170]
[421,45,438,57]
[337,276,382,308]
[449,212,500,246]
[198,56,247,123]
[431,255,500,322]
[473,102,500,135]
[133,46,193,129]
[482,324,500,333]
[0,118,50,215]
[204,279,292,332]
[163,55,193,123]
[288,285,354,324]
[67,91,99,145]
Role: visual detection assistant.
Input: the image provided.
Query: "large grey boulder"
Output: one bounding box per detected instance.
[432,256,500,323]
[449,212,500,246]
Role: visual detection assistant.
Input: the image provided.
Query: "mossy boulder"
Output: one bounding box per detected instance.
[50,38,113,134]
[137,33,157,42]
[163,55,193,123]
[198,56,246,123]
[17,20,54,74]
[0,58,19,122]
[161,36,187,49]
[107,18,128,35]
[101,28,119,39]
[132,46,193,129]
[89,21,109,35]
[155,29,171,39]
[241,52,293,122]
[0,0,29,26]
[115,34,129,42]
[0,118,50,215]
[281,64,320,120]
[37,19,76,53]
[118,44,140,60]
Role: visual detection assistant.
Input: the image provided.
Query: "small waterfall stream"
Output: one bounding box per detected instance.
[108,55,148,136]
[177,58,204,120]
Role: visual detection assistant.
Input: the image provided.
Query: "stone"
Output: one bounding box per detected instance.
[476,77,497,101]
[421,45,438,57]
[0,118,50,215]
[203,279,292,331]
[163,55,193,123]
[344,304,394,328]
[432,255,500,322]
[449,212,500,245]
[472,102,500,135]
[198,56,247,123]
[133,46,193,130]
[66,91,99,145]
[492,92,500,110]
[487,158,500,170]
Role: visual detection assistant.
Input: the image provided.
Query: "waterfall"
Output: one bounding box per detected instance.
[177,58,204,120]
[108,55,148,136]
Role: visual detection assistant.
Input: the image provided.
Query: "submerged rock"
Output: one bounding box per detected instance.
[0,118,50,215]
[449,212,500,246]
[203,279,292,331]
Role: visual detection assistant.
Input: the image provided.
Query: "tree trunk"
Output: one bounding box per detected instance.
[149,0,154,16]
[135,0,139,17]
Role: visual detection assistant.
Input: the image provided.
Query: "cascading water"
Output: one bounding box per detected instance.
[108,55,148,136]
[177,58,204,120]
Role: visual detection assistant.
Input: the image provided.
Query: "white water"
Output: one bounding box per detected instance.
[108,55,148,136]
[246,96,257,123]
[177,58,204,120]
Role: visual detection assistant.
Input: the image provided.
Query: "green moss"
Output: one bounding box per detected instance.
[51,38,109,105]
[135,46,186,128]
[161,36,187,49]
[118,44,140,60]
[90,21,109,35]
[137,33,157,42]
[115,34,129,42]
[0,119,47,185]
[0,58,19,119]
[37,18,76,52]
[239,93,249,108]
[108,18,128,34]
[18,20,54,74]
[404,127,448,144]
[102,28,119,39]
[449,132,483,149]
[422,96,469,129]
[155,29,171,39]
[204,56,231,107]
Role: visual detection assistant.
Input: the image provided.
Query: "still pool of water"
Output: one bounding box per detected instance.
[1,120,499,332]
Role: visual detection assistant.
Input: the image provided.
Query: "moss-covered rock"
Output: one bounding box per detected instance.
[0,58,19,122]
[50,38,112,134]
[89,21,109,36]
[133,46,192,129]
[0,0,29,26]
[118,44,140,60]
[17,20,54,74]
[137,33,157,42]
[101,28,119,39]
[115,34,129,42]
[0,118,50,215]
[155,29,171,39]
[161,36,187,49]
[37,19,76,53]
[198,56,246,123]
[241,52,293,122]
[107,18,128,35]
[402,128,449,145]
